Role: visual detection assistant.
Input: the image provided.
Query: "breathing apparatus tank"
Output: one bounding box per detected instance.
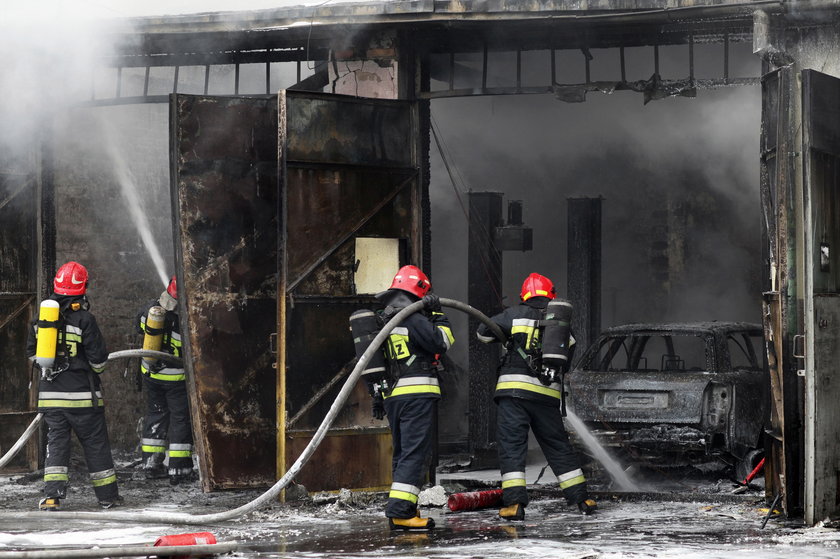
[349,309,389,390]
[142,305,167,365]
[34,299,61,375]
[541,299,573,371]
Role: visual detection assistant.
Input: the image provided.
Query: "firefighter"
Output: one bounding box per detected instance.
[372,265,454,531]
[476,272,597,520]
[26,261,121,511]
[134,275,194,485]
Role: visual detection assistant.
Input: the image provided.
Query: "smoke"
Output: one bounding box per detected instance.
[430,43,763,369]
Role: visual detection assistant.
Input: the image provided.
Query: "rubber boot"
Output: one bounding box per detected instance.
[169,468,197,486]
[499,503,525,521]
[133,463,167,481]
[578,498,598,515]
[99,495,124,509]
[39,497,61,511]
[389,513,436,531]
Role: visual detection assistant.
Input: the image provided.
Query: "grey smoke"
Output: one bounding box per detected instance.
[430,43,762,369]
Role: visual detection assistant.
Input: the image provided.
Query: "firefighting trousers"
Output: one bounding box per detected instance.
[383,397,437,519]
[141,376,193,474]
[496,397,588,507]
[43,408,119,502]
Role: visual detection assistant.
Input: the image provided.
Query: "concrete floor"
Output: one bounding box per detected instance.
[1,459,839,558]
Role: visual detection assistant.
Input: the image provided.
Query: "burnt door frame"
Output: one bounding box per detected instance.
[0,168,45,473]
[760,66,804,516]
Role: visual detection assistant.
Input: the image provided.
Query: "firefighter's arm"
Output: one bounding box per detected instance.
[476,310,507,344]
[412,313,454,355]
[82,314,109,373]
[476,322,497,344]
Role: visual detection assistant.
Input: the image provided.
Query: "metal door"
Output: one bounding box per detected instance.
[171,92,421,492]
[801,69,840,524]
[170,94,279,490]
[278,91,421,491]
[0,172,39,472]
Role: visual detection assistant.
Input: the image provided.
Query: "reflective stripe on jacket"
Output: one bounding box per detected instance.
[26,295,109,411]
[383,311,453,400]
[476,297,562,406]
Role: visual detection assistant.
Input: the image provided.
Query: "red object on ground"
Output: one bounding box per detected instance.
[154,532,217,548]
[447,489,504,512]
[743,457,766,484]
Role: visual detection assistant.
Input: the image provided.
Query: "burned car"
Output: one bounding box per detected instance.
[566,322,767,472]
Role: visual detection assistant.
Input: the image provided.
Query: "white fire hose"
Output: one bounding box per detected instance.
[0,350,182,471]
[0,299,505,525]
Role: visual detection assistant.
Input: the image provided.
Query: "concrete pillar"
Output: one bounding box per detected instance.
[467,191,503,468]
[567,197,602,354]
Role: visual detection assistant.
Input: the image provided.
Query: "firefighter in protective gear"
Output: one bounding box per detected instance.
[476,273,597,520]
[371,265,454,531]
[26,261,122,511]
[135,275,194,485]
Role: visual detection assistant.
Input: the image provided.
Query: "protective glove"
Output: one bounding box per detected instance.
[422,293,441,313]
[371,394,386,420]
[538,368,557,386]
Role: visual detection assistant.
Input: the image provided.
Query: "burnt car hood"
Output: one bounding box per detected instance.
[567,371,716,425]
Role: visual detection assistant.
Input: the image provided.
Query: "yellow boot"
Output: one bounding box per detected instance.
[389,513,436,531]
[499,503,525,521]
[578,498,598,515]
[38,497,61,511]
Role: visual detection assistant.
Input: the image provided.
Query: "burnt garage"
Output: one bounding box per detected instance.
[1,0,839,526]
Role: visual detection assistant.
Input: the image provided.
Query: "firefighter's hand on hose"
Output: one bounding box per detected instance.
[538,368,557,386]
[422,293,441,312]
[371,394,386,420]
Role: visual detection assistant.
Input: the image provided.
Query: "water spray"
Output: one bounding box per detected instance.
[100,118,169,287]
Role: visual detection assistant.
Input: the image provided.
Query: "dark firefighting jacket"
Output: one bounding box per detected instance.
[382,308,454,401]
[136,300,184,382]
[476,297,566,406]
[26,295,109,411]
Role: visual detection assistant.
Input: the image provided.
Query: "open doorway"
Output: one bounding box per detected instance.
[428,44,763,460]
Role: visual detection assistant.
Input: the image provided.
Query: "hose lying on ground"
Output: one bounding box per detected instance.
[0,543,238,559]
[0,298,505,525]
[0,350,183,470]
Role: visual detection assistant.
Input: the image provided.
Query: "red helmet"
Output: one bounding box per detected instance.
[167,275,177,299]
[388,265,431,299]
[54,261,88,296]
[520,273,555,302]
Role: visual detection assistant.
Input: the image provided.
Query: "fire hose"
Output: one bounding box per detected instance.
[0,298,506,525]
[0,350,182,471]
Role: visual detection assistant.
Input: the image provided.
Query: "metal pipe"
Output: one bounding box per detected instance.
[0,349,182,470]
[0,298,504,524]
